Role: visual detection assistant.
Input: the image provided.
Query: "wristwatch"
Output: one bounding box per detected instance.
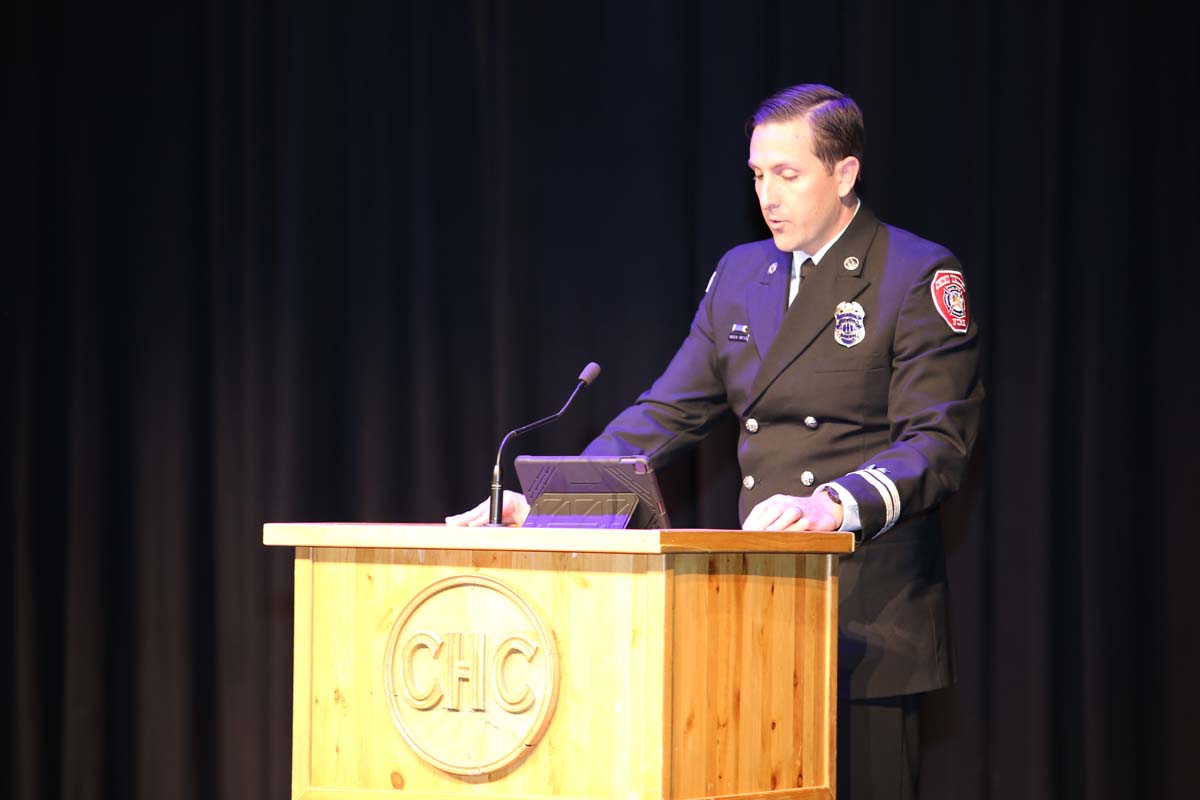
[821,486,842,505]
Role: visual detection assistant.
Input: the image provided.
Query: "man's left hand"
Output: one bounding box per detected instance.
[743,491,844,532]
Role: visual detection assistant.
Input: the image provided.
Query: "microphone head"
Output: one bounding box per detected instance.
[578,362,602,386]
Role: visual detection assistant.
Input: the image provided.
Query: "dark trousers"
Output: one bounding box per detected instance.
[836,694,921,800]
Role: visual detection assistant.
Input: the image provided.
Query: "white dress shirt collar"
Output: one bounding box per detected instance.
[789,199,862,305]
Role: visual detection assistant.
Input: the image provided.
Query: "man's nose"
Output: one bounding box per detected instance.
[757,176,775,208]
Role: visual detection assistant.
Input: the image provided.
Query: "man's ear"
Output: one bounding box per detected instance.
[836,156,861,198]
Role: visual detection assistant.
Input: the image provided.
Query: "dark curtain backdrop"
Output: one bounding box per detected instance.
[6,1,1199,798]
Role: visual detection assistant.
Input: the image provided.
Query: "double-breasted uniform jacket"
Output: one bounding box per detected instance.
[584,204,984,699]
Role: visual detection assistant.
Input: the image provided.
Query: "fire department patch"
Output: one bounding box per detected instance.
[931,269,969,333]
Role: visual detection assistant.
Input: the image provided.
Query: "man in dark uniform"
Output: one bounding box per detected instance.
[450,84,983,800]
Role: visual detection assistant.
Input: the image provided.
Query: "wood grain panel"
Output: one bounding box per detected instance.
[668,554,837,799]
[298,547,670,799]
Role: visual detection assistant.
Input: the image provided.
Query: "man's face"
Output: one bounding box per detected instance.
[748,117,858,254]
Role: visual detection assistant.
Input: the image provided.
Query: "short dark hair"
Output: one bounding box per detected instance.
[749,84,864,178]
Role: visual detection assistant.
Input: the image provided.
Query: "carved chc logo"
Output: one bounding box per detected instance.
[383,574,560,776]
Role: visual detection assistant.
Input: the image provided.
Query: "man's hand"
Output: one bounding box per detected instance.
[743,491,843,532]
[445,490,530,527]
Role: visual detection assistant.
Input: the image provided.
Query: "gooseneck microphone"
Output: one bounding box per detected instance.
[487,362,602,526]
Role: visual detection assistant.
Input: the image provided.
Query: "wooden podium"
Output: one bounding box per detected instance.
[264,524,854,800]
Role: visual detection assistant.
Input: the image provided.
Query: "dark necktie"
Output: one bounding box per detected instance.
[789,257,815,308]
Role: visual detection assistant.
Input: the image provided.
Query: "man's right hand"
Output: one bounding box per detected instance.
[444,490,530,527]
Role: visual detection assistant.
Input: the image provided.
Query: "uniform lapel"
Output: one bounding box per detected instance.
[745,247,791,361]
[746,205,881,408]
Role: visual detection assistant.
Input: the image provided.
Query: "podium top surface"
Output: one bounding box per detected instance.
[262,523,855,555]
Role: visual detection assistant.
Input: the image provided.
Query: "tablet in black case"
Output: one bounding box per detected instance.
[514,455,671,529]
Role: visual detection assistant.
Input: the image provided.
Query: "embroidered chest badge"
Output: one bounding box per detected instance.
[931,269,969,333]
[834,301,866,348]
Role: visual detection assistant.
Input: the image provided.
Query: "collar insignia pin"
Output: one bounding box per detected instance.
[843,256,860,271]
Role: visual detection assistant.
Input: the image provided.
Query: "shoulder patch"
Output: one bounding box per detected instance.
[930,269,969,333]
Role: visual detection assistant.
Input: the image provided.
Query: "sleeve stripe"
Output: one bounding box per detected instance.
[864,467,901,523]
[852,468,901,533]
[854,470,894,529]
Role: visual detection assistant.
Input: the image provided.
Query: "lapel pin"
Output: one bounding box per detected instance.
[767,262,778,275]
[729,323,750,342]
[843,256,860,271]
